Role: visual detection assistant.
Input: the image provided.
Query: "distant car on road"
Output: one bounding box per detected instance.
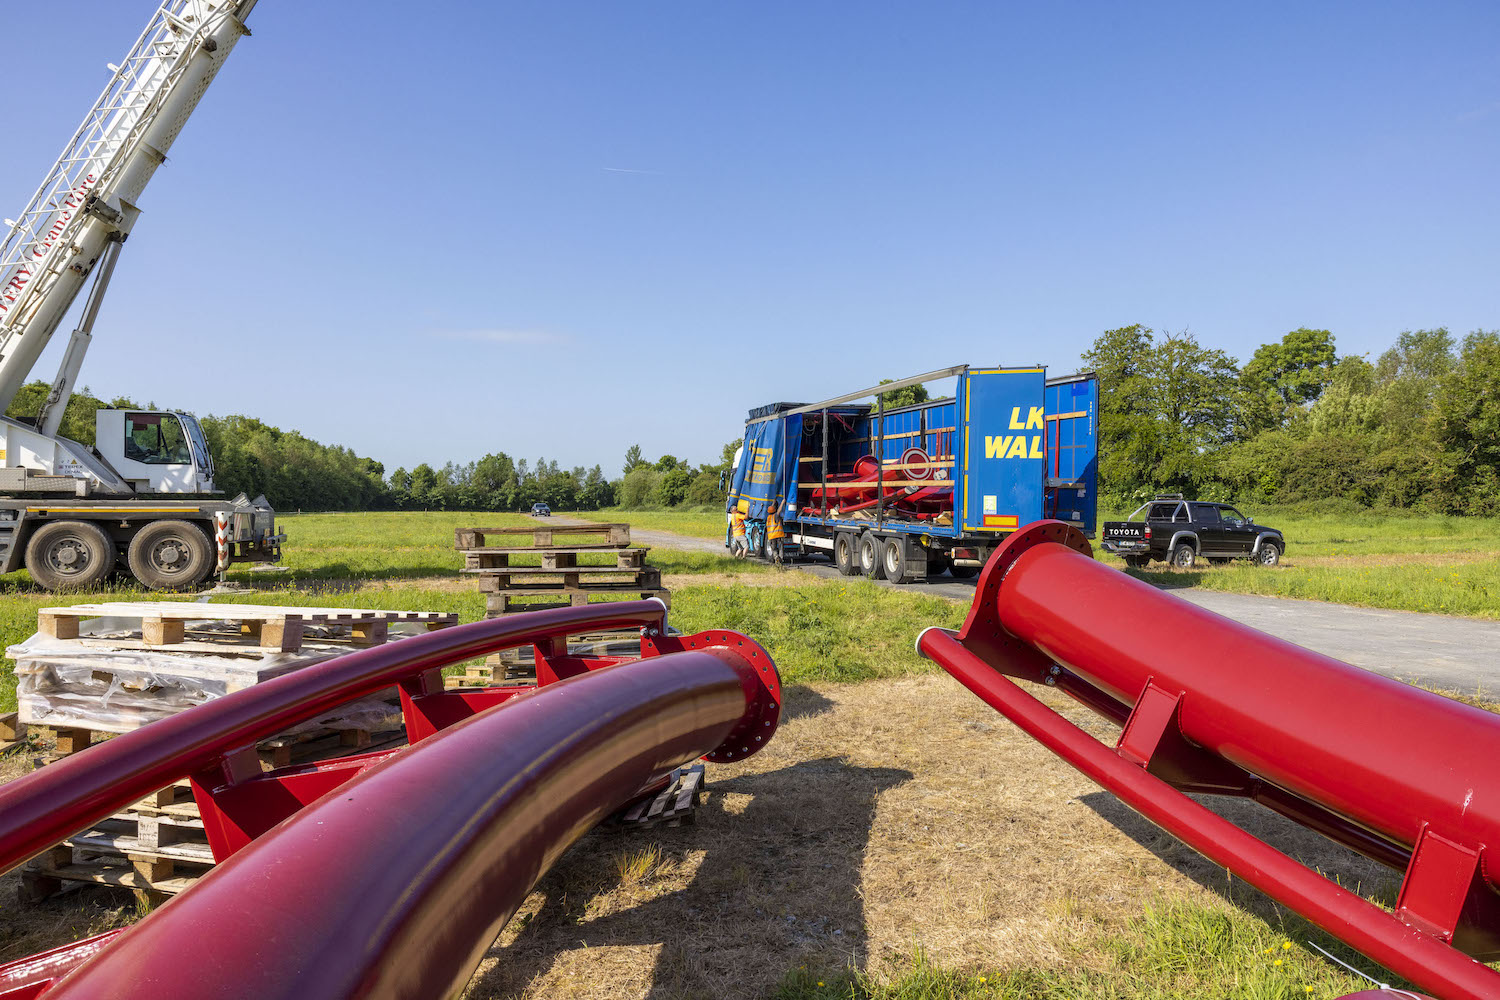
[1102,495,1284,569]
[531,502,551,517]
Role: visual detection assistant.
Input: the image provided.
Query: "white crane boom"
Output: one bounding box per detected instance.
[0,0,257,417]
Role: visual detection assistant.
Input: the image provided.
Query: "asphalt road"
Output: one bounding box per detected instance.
[602,521,1500,692]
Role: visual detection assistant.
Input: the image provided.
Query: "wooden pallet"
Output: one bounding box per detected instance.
[485,589,671,616]
[30,719,404,769]
[472,566,662,593]
[0,712,24,751]
[444,631,649,689]
[462,547,648,571]
[455,523,629,550]
[36,602,458,654]
[21,727,410,902]
[603,764,705,830]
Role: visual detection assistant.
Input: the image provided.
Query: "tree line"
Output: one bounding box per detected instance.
[1085,325,1499,514]
[7,319,1494,517]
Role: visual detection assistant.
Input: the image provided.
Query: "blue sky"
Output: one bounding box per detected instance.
[2,2,1495,475]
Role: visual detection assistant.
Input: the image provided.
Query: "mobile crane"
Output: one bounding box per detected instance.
[0,0,281,590]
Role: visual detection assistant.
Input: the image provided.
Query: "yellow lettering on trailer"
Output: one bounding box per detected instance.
[1030,435,1044,459]
[1005,436,1029,459]
[985,435,1009,459]
[1027,406,1044,429]
[1008,407,1025,430]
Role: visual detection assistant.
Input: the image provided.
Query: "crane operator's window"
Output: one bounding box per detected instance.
[124,413,193,465]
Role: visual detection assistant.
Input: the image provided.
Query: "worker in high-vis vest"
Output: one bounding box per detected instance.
[766,500,786,567]
[730,508,749,558]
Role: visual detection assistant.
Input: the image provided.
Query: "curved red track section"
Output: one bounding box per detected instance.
[0,601,782,999]
[919,519,1500,1000]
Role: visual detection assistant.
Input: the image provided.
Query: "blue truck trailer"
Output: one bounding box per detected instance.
[725,364,1098,582]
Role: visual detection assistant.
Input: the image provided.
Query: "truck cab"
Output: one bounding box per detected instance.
[95,409,215,494]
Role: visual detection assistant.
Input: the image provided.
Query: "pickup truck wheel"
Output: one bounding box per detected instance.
[1256,543,1282,566]
[834,532,858,576]
[858,531,886,580]
[882,538,908,584]
[25,521,116,591]
[128,520,214,591]
[1169,542,1196,569]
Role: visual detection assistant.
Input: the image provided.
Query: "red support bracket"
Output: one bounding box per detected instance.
[1116,682,1252,795]
[1397,825,1500,957]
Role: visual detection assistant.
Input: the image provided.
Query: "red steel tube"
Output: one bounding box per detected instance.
[919,626,1500,1000]
[0,600,667,877]
[985,530,1500,877]
[43,645,770,1000]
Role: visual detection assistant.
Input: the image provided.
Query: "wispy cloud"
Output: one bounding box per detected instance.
[433,329,569,346]
[1457,100,1500,124]
[603,166,665,175]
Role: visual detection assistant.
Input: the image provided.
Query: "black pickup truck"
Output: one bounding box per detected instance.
[1102,496,1284,569]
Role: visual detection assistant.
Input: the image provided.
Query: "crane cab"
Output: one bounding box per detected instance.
[95,408,215,494]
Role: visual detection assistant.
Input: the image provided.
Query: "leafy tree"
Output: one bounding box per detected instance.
[654,454,682,472]
[1240,328,1338,433]
[1434,331,1500,513]
[622,444,645,475]
[653,468,693,506]
[877,379,929,408]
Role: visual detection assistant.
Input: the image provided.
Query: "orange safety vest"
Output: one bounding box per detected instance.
[731,513,747,537]
[766,514,785,540]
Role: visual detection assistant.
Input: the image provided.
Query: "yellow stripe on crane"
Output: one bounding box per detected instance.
[27,507,199,515]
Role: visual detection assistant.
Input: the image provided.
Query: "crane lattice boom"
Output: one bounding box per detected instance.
[0,0,256,414]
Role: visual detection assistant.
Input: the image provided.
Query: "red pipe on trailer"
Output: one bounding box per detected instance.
[918,520,1500,1000]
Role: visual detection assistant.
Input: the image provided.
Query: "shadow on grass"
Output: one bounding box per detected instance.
[1078,789,1401,923]
[467,758,913,999]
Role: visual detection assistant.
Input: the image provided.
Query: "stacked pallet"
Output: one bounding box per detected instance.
[13,602,456,903]
[452,522,668,687]
[455,522,669,617]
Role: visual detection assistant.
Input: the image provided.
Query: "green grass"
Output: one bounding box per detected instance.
[573,508,729,540]
[671,581,964,684]
[1099,507,1500,619]
[777,898,1383,999]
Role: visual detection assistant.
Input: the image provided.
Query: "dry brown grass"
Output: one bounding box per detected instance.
[458,677,1399,998]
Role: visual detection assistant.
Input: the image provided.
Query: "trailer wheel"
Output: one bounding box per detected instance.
[882,538,910,584]
[857,532,886,580]
[25,521,116,591]
[834,532,858,576]
[128,520,214,591]
[1170,542,1197,569]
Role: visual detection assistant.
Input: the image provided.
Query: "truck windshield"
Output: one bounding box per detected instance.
[124,412,193,465]
[180,414,213,477]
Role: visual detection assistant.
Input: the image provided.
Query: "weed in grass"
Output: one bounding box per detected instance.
[613,844,663,886]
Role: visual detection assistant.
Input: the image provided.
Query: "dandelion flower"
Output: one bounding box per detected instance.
[1283,941,1293,950]
[1274,959,1284,967]
[818,982,824,987]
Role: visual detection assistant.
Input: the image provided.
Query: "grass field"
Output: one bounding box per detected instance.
[592,506,1500,619]
[0,508,1494,996]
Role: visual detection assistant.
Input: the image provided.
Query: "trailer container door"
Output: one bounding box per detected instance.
[957,369,1047,534]
[728,417,790,519]
[1044,374,1099,535]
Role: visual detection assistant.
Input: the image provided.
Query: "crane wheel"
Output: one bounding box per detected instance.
[128,520,214,591]
[25,521,117,591]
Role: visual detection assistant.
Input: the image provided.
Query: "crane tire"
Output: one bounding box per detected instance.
[25,521,116,591]
[128,520,214,591]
